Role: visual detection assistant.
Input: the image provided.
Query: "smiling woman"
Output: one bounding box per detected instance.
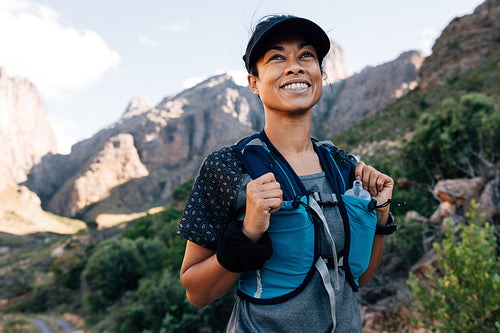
[177,15,396,333]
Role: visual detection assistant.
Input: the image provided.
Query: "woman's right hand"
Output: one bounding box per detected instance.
[242,172,283,242]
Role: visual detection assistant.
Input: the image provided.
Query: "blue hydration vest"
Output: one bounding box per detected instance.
[231,130,378,306]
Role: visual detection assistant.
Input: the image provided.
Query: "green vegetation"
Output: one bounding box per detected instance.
[401,93,499,182]
[3,178,234,332]
[408,202,500,332]
[333,49,500,150]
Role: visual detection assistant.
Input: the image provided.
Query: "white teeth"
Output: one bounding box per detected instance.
[282,82,309,90]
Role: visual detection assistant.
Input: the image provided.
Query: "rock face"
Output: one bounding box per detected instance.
[0,68,58,192]
[25,46,423,222]
[313,50,424,138]
[419,0,500,90]
[122,96,155,119]
[47,134,149,217]
[27,74,264,220]
[322,41,348,85]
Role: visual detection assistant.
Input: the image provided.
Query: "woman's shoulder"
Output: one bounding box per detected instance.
[202,146,245,175]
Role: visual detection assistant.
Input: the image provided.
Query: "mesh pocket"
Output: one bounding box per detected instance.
[341,195,377,286]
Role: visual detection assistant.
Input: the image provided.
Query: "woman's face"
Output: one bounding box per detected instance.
[248,36,323,116]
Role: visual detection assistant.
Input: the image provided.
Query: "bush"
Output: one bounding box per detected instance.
[81,237,168,320]
[408,201,500,332]
[401,93,500,182]
[123,217,154,240]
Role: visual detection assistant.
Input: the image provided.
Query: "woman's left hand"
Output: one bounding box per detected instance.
[354,161,394,223]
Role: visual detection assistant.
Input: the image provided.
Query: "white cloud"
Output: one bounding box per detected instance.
[138,34,158,47]
[47,115,81,154]
[165,18,190,32]
[0,0,121,100]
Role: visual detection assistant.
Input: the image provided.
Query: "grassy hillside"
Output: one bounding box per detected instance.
[333,49,500,150]
[331,49,500,219]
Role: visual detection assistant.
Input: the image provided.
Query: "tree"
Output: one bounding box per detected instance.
[401,93,500,183]
[81,237,168,320]
[408,201,500,332]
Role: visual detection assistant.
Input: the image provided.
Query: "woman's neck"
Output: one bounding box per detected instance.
[263,109,323,176]
[263,110,314,155]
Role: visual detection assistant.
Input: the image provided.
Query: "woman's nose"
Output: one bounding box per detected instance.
[285,58,304,75]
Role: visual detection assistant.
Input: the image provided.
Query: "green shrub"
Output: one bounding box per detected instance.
[401,93,500,182]
[81,236,171,321]
[50,252,86,290]
[408,201,500,332]
[123,217,154,240]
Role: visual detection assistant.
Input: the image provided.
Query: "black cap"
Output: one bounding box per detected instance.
[243,15,331,74]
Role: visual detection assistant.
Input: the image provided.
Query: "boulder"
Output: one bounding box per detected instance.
[431,177,485,222]
[478,178,500,223]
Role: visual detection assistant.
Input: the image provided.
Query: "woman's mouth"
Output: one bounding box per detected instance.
[281,82,310,90]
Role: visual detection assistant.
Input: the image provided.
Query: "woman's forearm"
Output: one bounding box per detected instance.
[358,208,389,287]
[180,241,240,308]
[358,234,385,287]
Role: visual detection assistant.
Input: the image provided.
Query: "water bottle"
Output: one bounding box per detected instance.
[344,180,371,200]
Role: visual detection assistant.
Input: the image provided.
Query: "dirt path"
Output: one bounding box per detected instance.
[30,318,53,333]
[48,316,80,332]
[30,316,81,333]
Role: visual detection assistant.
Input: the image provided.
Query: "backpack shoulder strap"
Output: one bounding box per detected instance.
[313,139,357,195]
[231,131,307,200]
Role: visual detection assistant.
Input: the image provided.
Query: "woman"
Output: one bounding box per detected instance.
[177,15,395,332]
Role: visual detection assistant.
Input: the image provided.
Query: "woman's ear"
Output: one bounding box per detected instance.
[247,74,259,95]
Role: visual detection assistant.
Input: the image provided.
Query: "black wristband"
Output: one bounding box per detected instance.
[375,212,397,235]
[216,220,273,273]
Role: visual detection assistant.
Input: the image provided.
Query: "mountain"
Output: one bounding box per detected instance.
[27,75,263,223]
[0,69,86,234]
[313,50,423,138]
[25,47,422,224]
[419,0,500,90]
[0,68,58,192]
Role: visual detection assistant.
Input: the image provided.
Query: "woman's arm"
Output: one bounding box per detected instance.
[180,241,240,308]
[180,172,282,308]
[353,161,394,287]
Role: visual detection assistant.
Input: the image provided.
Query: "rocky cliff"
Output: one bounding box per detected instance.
[31,46,422,223]
[419,0,500,90]
[0,68,86,234]
[25,45,422,223]
[0,68,58,192]
[314,50,424,138]
[27,75,264,221]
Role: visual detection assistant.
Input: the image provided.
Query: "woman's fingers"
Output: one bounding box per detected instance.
[355,162,393,196]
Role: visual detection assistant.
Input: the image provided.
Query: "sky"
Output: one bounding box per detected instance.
[0,0,485,154]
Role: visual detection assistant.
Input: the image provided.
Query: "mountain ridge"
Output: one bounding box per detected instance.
[25,47,423,224]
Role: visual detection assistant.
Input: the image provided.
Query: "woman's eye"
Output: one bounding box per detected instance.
[269,54,284,61]
[301,51,315,58]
